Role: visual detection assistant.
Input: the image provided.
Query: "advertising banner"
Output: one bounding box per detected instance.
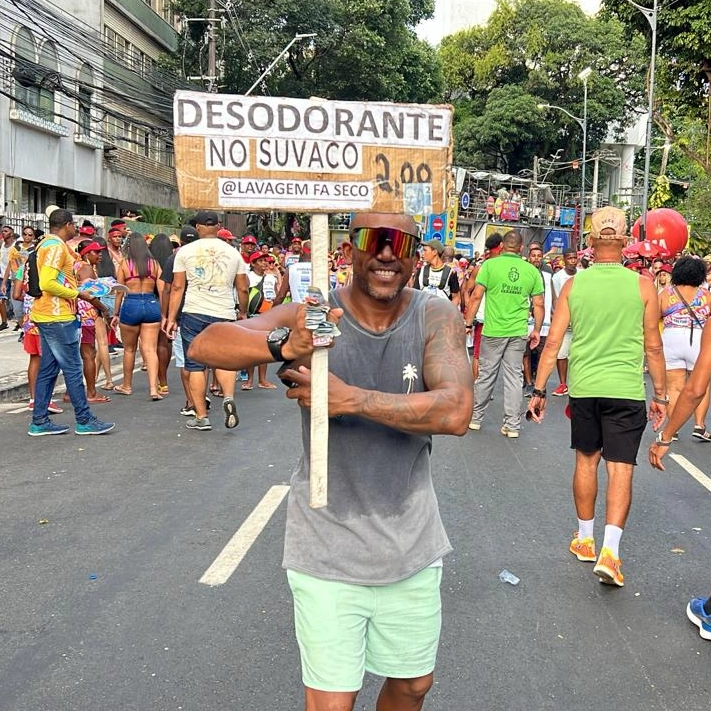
[173,91,454,214]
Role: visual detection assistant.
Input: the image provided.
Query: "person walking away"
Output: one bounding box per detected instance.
[527,207,667,587]
[165,211,249,431]
[188,211,473,711]
[464,230,544,438]
[159,225,207,417]
[111,233,163,400]
[28,209,114,436]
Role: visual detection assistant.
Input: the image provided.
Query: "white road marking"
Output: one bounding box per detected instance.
[199,485,290,587]
[669,453,711,493]
[6,405,28,414]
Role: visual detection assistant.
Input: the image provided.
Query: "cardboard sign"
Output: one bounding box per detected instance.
[173,91,453,214]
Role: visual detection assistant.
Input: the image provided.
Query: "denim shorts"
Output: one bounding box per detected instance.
[119,293,161,327]
[180,311,234,372]
[287,567,442,692]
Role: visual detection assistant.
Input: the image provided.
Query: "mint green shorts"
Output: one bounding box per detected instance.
[286,567,442,692]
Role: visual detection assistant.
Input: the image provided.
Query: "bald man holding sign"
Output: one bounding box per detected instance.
[189,211,472,711]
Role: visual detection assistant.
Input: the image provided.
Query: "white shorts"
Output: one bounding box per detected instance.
[662,326,702,371]
[557,330,572,359]
[173,327,185,368]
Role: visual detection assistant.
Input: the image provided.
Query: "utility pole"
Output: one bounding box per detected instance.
[184,3,221,91]
[207,0,217,92]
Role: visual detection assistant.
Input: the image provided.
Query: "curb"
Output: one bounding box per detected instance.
[0,358,127,405]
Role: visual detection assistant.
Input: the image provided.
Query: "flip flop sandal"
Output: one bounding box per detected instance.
[113,385,132,395]
[241,384,253,390]
[101,384,115,391]
[258,382,277,389]
[88,395,111,403]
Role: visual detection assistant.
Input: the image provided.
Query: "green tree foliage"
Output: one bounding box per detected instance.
[602,0,711,230]
[602,0,711,119]
[439,0,648,173]
[168,0,442,103]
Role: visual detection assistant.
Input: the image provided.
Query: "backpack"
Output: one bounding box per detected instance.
[25,247,42,298]
[248,276,272,315]
[418,264,452,300]
[25,235,59,298]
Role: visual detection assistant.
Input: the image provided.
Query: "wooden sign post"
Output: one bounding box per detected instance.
[172,91,454,507]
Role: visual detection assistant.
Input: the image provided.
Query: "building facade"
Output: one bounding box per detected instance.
[0,0,184,224]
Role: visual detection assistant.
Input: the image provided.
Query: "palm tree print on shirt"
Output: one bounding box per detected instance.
[403,364,418,394]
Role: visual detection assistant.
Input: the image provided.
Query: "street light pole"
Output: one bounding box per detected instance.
[626,0,658,241]
[578,67,592,247]
[537,100,588,248]
[245,33,317,96]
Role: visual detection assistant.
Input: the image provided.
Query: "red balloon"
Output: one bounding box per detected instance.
[631,208,688,254]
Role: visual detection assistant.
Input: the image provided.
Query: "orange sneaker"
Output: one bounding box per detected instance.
[593,547,624,587]
[569,534,596,562]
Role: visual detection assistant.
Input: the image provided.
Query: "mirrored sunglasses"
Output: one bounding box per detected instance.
[350,227,419,260]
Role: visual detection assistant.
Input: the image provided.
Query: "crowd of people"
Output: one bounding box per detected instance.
[2,205,710,711]
[0,210,353,434]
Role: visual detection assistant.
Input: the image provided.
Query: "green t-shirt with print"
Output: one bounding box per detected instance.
[476,253,544,337]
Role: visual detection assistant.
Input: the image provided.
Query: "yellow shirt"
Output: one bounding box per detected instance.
[30,237,80,323]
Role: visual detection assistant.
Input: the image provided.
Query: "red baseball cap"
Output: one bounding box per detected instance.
[79,241,106,256]
[217,228,233,241]
[249,251,269,264]
[242,235,258,245]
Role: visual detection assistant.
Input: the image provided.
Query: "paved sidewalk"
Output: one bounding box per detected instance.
[0,326,124,403]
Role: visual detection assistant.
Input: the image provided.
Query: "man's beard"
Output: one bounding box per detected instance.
[353,272,406,302]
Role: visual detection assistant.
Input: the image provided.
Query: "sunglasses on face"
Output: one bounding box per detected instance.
[350,227,420,260]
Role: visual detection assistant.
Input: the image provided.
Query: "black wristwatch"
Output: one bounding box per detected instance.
[266,327,292,361]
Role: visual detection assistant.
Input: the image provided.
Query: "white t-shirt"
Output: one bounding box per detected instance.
[528,270,552,336]
[551,267,577,298]
[173,238,247,320]
[0,243,11,274]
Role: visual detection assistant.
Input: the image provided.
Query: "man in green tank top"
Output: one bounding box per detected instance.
[526,207,667,588]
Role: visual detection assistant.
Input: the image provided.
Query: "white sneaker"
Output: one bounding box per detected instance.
[468,418,481,431]
[500,425,519,438]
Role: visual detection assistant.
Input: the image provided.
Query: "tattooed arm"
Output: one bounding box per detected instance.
[284,297,473,436]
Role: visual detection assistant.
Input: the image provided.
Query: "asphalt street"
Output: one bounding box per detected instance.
[1,369,710,711]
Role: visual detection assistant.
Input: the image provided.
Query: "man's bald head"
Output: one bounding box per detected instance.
[349,212,418,237]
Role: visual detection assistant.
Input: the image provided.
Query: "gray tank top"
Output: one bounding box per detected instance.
[282,288,452,584]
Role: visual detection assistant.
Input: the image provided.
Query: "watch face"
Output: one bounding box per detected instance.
[268,327,290,344]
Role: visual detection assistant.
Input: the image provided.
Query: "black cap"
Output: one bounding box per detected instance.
[194,210,219,226]
[180,225,199,244]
